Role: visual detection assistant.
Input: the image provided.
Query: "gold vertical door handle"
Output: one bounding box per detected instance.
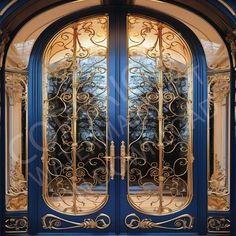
[110,141,115,180]
[120,141,126,180]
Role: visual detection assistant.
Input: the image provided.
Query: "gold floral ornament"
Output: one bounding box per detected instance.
[42,213,111,230]
[6,161,28,211]
[208,217,230,233]
[208,159,229,211]
[125,213,193,230]
[5,217,28,233]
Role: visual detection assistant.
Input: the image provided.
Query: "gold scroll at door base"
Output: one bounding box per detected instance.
[42,213,111,230]
[125,213,193,230]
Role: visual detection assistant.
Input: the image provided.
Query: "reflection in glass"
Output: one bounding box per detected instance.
[127,15,193,215]
[43,16,109,215]
[5,71,28,211]
[208,72,230,211]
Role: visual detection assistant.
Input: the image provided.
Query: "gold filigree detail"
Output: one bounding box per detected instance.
[208,73,230,104]
[125,213,193,230]
[5,72,27,105]
[127,14,193,216]
[42,213,110,230]
[208,217,230,233]
[6,161,28,211]
[208,160,229,211]
[8,161,27,195]
[43,15,109,215]
[209,159,228,195]
[5,216,28,233]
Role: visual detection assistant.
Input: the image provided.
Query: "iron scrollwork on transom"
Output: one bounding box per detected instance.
[42,213,111,230]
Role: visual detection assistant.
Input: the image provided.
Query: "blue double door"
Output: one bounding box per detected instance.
[29,9,207,235]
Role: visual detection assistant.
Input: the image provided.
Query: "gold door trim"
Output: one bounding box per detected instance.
[125,213,193,230]
[42,213,111,230]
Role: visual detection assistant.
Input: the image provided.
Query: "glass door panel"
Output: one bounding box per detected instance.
[125,15,193,215]
[43,15,110,216]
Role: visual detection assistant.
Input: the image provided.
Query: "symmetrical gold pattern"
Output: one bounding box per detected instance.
[208,217,230,233]
[43,15,109,215]
[126,15,193,215]
[125,213,193,230]
[5,216,28,233]
[42,213,110,230]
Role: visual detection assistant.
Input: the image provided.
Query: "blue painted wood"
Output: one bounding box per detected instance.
[0,67,6,236]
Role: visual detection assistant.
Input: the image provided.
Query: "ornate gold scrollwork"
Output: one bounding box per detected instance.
[208,73,230,104]
[208,217,230,233]
[125,213,193,230]
[43,15,109,215]
[126,14,193,216]
[42,213,111,230]
[5,216,28,233]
